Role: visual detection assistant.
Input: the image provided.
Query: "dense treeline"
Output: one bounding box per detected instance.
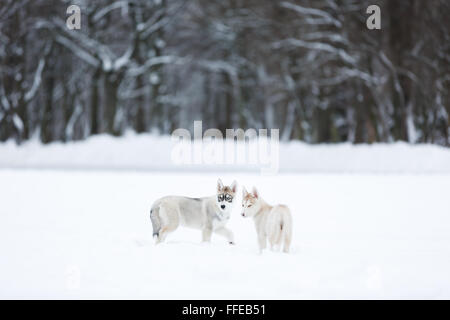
[0,0,449,145]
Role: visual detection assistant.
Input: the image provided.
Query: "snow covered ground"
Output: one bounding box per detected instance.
[0,132,449,173]
[0,135,449,299]
[0,170,449,299]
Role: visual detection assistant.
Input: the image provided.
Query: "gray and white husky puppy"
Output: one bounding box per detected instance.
[150,179,237,244]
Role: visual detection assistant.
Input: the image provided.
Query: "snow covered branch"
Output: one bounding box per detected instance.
[280,1,342,28]
[24,58,45,102]
[272,38,356,65]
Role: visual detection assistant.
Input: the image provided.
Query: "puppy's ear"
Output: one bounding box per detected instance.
[252,186,259,199]
[242,186,248,197]
[231,180,237,193]
[217,178,224,192]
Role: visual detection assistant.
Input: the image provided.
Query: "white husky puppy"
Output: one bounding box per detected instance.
[150,179,237,244]
[241,186,292,253]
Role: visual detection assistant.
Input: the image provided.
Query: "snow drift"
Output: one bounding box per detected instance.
[0,133,449,173]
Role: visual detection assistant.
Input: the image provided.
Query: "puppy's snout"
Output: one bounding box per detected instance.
[241,213,245,217]
[221,205,225,209]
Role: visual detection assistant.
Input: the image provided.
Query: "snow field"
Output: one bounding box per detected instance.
[0,170,449,299]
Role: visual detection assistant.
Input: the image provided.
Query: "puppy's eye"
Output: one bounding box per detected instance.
[248,204,252,208]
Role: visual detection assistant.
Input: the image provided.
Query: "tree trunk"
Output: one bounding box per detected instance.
[40,70,54,143]
[103,72,121,136]
[90,67,101,135]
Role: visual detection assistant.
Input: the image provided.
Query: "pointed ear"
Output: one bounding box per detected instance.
[252,186,259,199]
[242,186,248,197]
[231,180,237,193]
[217,178,224,192]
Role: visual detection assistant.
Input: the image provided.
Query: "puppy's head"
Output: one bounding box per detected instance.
[216,178,237,212]
[241,186,261,218]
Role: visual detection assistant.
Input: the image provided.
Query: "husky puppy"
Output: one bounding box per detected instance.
[150,179,237,244]
[241,186,292,253]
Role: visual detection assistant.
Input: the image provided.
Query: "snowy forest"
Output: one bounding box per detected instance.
[0,0,449,145]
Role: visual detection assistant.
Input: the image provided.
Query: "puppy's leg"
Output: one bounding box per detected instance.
[156,203,179,244]
[283,226,292,253]
[268,226,281,251]
[214,227,235,245]
[157,222,179,244]
[202,227,213,243]
[282,212,292,253]
[268,232,275,251]
[275,225,284,252]
[283,230,291,253]
[269,241,276,251]
[156,227,169,244]
[257,233,267,253]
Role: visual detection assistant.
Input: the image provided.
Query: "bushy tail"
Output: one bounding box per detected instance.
[150,205,161,239]
[275,221,284,245]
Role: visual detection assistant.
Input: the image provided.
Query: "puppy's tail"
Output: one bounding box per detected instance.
[150,204,162,239]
